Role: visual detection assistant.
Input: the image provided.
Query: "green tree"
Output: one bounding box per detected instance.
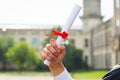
[6,41,40,71]
[63,44,87,71]
[0,35,14,70]
[42,26,61,48]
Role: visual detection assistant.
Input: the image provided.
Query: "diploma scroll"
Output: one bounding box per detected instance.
[44,4,81,66]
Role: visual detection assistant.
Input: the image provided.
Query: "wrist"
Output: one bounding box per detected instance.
[49,62,65,76]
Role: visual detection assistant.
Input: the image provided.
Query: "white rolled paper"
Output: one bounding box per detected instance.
[44,4,81,66]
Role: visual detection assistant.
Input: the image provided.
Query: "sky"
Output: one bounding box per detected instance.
[0,0,114,29]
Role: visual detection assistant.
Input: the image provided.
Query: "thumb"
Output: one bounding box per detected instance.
[59,46,66,56]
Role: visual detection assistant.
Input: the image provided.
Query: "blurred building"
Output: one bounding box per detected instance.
[81,0,120,69]
[112,0,120,67]
[0,26,82,51]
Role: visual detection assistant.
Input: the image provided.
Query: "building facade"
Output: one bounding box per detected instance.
[0,27,82,51]
[81,0,120,69]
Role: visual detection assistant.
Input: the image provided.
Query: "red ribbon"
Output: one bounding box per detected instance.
[46,29,68,39]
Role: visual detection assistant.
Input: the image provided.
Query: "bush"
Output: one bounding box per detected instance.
[63,44,88,71]
[36,60,49,71]
[6,41,40,71]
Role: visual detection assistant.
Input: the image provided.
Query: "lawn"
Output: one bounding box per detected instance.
[0,70,109,80]
[72,70,109,79]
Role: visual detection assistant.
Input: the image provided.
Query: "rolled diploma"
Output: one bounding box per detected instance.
[44,4,81,66]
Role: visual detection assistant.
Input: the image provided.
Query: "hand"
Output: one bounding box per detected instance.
[40,39,66,76]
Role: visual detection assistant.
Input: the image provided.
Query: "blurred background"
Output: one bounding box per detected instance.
[0,0,120,80]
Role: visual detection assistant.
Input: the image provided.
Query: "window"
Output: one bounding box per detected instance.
[20,37,26,41]
[105,53,111,68]
[70,38,75,44]
[116,19,120,27]
[31,37,39,47]
[93,37,96,48]
[85,56,88,64]
[84,38,89,47]
[106,30,111,46]
[116,0,120,8]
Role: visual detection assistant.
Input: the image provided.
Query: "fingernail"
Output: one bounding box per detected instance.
[57,50,61,54]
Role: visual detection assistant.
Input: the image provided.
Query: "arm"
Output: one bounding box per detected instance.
[40,39,73,80]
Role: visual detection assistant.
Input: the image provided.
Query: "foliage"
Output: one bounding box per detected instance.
[36,60,49,71]
[42,26,61,48]
[63,43,88,71]
[6,41,40,71]
[0,35,14,70]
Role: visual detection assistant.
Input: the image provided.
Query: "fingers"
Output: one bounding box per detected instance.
[43,48,56,61]
[46,44,58,57]
[50,39,61,54]
[59,46,66,59]
[40,51,49,61]
[40,39,66,65]
[41,50,54,62]
[40,42,58,61]
[50,39,58,50]
[53,46,66,63]
[60,46,66,55]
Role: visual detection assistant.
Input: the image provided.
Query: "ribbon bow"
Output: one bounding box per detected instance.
[46,29,68,39]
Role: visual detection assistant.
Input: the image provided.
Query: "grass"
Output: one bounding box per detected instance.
[72,69,109,79]
[0,69,109,79]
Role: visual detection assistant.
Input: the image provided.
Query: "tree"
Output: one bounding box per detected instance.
[42,26,61,48]
[63,44,88,71]
[6,41,40,71]
[0,35,14,70]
